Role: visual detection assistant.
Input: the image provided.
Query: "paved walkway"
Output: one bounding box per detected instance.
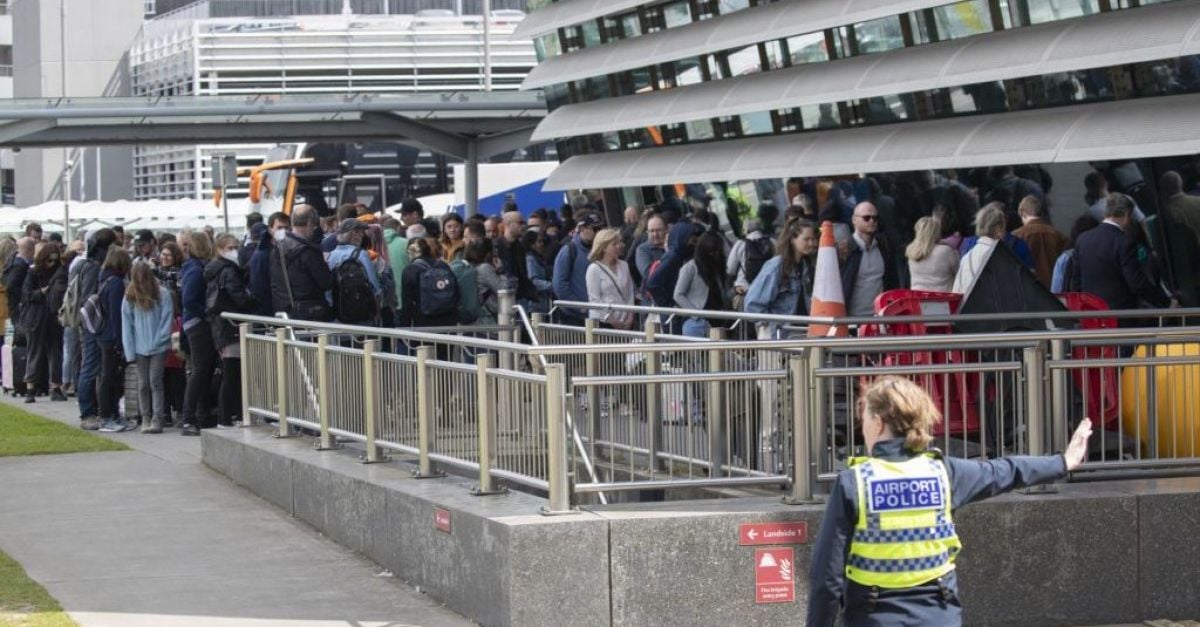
[0,393,472,627]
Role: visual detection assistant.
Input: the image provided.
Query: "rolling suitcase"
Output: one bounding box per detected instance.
[3,343,28,397]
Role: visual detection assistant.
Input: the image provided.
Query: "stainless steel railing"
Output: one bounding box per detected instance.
[229,307,1200,513]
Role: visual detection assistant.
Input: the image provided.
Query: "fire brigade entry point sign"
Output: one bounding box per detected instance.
[754,547,795,604]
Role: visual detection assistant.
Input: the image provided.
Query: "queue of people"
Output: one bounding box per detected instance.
[0,166,1192,435]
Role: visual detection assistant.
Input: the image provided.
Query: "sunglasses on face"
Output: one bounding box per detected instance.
[856,215,878,222]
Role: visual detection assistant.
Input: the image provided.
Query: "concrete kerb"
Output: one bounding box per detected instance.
[203,428,1200,627]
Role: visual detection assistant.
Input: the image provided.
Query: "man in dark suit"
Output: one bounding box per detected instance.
[1072,193,1176,320]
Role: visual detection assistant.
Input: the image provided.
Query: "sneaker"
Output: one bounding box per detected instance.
[23,394,35,404]
[50,389,68,402]
[216,423,237,429]
[180,423,200,436]
[142,421,163,435]
[98,419,122,433]
[80,417,101,431]
[117,418,135,432]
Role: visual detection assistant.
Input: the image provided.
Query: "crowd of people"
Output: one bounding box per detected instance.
[0,165,1195,434]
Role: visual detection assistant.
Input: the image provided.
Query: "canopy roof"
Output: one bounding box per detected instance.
[0,92,547,159]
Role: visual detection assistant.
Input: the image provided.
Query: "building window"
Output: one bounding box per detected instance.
[144,0,156,16]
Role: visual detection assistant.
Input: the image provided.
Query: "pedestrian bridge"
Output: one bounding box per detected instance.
[206,298,1200,626]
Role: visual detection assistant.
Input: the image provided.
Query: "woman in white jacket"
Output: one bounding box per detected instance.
[585,228,635,329]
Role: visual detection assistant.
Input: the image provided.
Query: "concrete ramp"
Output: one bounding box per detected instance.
[203,427,1200,627]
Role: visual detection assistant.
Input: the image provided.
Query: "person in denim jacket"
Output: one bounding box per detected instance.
[744,218,818,336]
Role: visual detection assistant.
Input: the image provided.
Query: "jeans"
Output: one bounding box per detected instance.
[136,352,167,423]
[682,317,711,338]
[182,323,218,428]
[76,329,101,419]
[97,341,122,420]
[62,325,79,386]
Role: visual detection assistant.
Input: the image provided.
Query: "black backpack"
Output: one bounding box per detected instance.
[415,258,458,318]
[332,247,377,323]
[744,237,775,285]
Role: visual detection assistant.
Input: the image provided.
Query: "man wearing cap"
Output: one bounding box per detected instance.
[552,210,605,325]
[133,230,158,267]
[326,218,382,306]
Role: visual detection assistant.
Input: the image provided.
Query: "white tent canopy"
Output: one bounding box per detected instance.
[0,198,254,236]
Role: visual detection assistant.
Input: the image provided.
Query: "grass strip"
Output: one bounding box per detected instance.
[0,404,128,457]
[0,550,76,627]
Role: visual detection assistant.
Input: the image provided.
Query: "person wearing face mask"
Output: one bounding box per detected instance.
[205,234,257,428]
[807,377,1093,627]
[551,210,605,325]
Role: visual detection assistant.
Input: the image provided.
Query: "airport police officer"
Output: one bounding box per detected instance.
[807,377,1093,626]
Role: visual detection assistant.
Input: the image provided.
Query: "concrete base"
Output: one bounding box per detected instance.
[203,428,1200,627]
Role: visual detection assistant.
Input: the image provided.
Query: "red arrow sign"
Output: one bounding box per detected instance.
[740,521,808,546]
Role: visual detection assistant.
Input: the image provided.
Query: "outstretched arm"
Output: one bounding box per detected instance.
[946,419,1092,508]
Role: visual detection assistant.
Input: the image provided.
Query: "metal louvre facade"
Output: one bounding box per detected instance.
[525,0,1200,192]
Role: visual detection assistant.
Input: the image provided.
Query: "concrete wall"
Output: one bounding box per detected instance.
[13,0,140,206]
[203,428,1200,627]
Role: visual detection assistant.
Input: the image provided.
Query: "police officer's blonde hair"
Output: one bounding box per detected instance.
[864,377,940,452]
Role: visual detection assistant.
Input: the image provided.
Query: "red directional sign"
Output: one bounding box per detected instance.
[755,547,795,604]
[434,508,452,534]
[739,521,808,546]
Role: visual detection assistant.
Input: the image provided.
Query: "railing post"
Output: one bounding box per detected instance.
[239,322,251,427]
[1049,338,1068,453]
[644,318,664,473]
[498,289,515,372]
[809,345,825,496]
[785,351,815,503]
[414,346,441,478]
[707,326,728,477]
[275,328,290,438]
[315,334,338,450]
[529,312,546,372]
[473,353,505,495]
[361,339,386,463]
[543,363,575,514]
[1024,343,1046,456]
[584,318,600,440]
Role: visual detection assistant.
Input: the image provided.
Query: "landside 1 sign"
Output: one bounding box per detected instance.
[739,521,808,546]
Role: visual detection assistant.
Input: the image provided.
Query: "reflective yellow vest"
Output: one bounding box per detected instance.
[845,453,962,589]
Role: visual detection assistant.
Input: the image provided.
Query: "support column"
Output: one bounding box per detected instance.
[465,141,480,218]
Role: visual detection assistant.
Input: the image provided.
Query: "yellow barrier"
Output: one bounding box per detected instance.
[1120,343,1200,458]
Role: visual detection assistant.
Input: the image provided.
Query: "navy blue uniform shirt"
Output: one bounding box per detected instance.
[806,439,1067,627]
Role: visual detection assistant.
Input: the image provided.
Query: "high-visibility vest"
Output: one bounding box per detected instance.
[845,453,962,589]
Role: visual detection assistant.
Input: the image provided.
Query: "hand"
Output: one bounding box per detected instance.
[1063,418,1093,471]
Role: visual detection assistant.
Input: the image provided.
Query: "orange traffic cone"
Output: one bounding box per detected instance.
[808,221,848,338]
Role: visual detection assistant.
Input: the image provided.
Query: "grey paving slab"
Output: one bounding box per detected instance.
[0,394,473,627]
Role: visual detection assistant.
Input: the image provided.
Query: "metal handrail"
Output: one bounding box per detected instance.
[225,313,534,353]
[552,299,1199,326]
[528,325,1200,356]
[512,303,607,505]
